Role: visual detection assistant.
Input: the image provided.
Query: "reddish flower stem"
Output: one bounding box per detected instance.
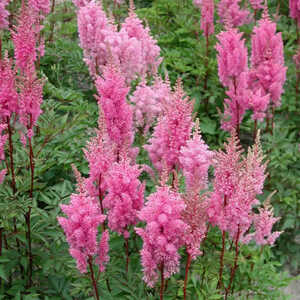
[160,262,165,300]
[203,29,210,113]
[6,117,16,194]
[183,252,192,300]
[98,174,106,232]
[125,237,129,273]
[88,256,100,300]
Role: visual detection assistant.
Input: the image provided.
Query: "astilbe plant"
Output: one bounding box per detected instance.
[28,0,51,15]
[0,123,7,184]
[217,0,251,28]
[249,0,264,10]
[144,80,193,173]
[200,0,214,37]
[0,0,10,29]
[289,0,300,26]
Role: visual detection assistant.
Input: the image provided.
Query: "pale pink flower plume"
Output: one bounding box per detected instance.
[0,168,6,184]
[289,0,300,26]
[0,0,10,29]
[247,88,270,121]
[135,186,187,287]
[73,0,93,8]
[200,0,214,37]
[144,80,193,173]
[95,65,134,151]
[193,0,202,9]
[104,159,145,238]
[218,0,251,28]
[0,54,19,118]
[58,192,108,273]
[249,0,264,10]
[131,77,171,134]
[179,121,213,192]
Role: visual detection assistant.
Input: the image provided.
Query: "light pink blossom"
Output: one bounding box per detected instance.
[0,0,10,29]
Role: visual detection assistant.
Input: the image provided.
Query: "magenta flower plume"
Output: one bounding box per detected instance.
[249,13,286,107]
[200,0,214,37]
[104,159,145,238]
[0,0,10,29]
[289,0,300,26]
[131,77,171,134]
[144,80,193,173]
[28,0,50,15]
[218,0,251,28]
[58,192,109,273]
[0,55,19,118]
[179,122,213,193]
[95,65,133,151]
[135,186,187,287]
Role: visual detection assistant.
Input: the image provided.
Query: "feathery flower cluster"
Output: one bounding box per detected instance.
[104,159,145,238]
[218,0,251,28]
[58,193,109,273]
[179,123,213,192]
[144,80,193,173]
[135,186,187,287]
[28,0,50,15]
[249,0,264,10]
[73,0,92,8]
[200,0,214,37]
[77,1,161,81]
[0,55,18,118]
[216,27,249,130]
[289,0,300,26]
[95,65,133,150]
[0,0,10,29]
[131,77,171,134]
[249,13,286,107]
[208,132,279,245]
[193,0,202,9]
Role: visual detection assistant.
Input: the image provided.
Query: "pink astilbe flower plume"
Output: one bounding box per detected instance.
[0,0,11,29]
[95,65,134,152]
[218,0,251,28]
[28,0,50,15]
[249,9,286,108]
[0,124,7,182]
[249,0,264,10]
[200,0,214,37]
[135,185,187,287]
[179,120,213,193]
[104,158,145,238]
[131,76,171,134]
[289,0,300,26]
[216,26,249,131]
[0,54,18,118]
[58,167,109,274]
[144,79,193,173]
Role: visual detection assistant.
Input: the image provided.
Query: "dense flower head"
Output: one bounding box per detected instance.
[83,124,116,198]
[12,5,38,74]
[73,0,92,7]
[121,5,162,76]
[289,0,300,25]
[249,0,264,10]
[104,159,145,238]
[179,122,213,192]
[28,0,50,15]
[58,193,108,273]
[218,0,251,28]
[135,186,187,287]
[0,0,10,29]
[216,27,248,87]
[144,80,193,173]
[0,55,18,118]
[247,88,270,121]
[18,72,43,138]
[182,192,209,259]
[200,0,214,36]
[193,0,202,8]
[208,132,269,241]
[131,77,171,134]
[95,65,133,150]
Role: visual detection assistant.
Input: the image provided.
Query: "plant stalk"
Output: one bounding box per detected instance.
[183,252,192,300]
[160,262,165,300]
[88,256,100,300]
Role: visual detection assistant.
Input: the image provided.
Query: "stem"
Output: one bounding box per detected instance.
[48,0,56,43]
[28,137,34,198]
[271,105,275,135]
[25,207,33,288]
[98,174,105,231]
[160,262,165,300]
[183,252,192,300]
[225,227,241,299]
[203,31,210,113]
[253,120,257,142]
[125,237,129,273]
[217,195,227,289]
[88,256,100,300]
[7,117,16,194]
